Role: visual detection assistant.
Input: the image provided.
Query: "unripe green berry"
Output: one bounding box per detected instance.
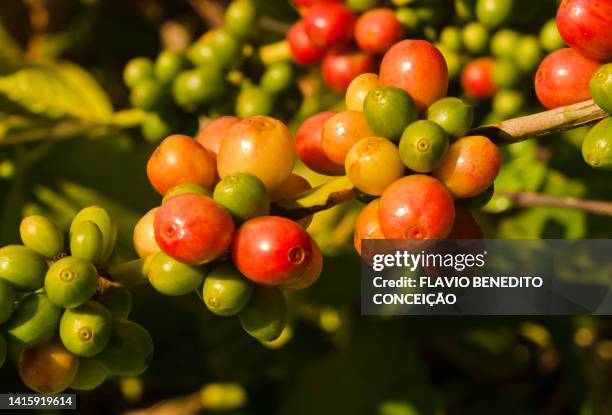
[69,357,110,391]
[239,286,287,342]
[123,57,154,88]
[5,293,62,348]
[60,301,113,357]
[148,252,207,296]
[45,256,98,309]
[70,220,104,264]
[0,245,47,291]
[203,263,254,316]
[19,215,64,259]
[0,279,14,324]
[97,319,154,377]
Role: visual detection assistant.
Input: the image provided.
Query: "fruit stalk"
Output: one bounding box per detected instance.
[497,191,612,217]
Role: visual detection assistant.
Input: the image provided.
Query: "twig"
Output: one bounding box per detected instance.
[259,16,291,36]
[497,192,612,217]
[123,392,202,415]
[188,0,225,28]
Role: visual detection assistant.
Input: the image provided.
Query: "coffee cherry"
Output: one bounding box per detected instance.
[461,22,489,55]
[287,20,325,65]
[379,175,455,240]
[225,0,259,39]
[426,97,474,139]
[433,135,501,198]
[379,40,449,112]
[354,198,384,255]
[162,184,210,204]
[19,215,64,259]
[172,68,225,108]
[492,89,525,117]
[0,333,6,369]
[321,48,374,93]
[45,256,98,309]
[124,57,154,88]
[154,50,187,85]
[148,251,207,296]
[261,62,294,94]
[399,120,449,173]
[196,117,240,160]
[322,110,375,165]
[346,73,380,111]
[304,3,356,50]
[347,0,378,12]
[269,174,313,228]
[69,357,109,391]
[461,57,497,99]
[363,86,417,141]
[492,58,521,89]
[436,44,463,81]
[130,79,166,111]
[355,8,403,54]
[203,262,254,316]
[239,286,287,342]
[556,0,612,61]
[0,245,47,291]
[187,39,219,68]
[155,193,234,264]
[440,26,463,52]
[133,208,161,258]
[447,205,484,239]
[97,319,153,376]
[202,29,243,69]
[280,238,322,290]
[345,136,405,196]
[582,117,612,170]
[513,36,542,73]
[296,111,344,175]
[0,278,14,324]
[461,184,494,209]
[147,134,217,195]
[98,288,132,319]
[19,339,79,394]
[141,111,179,143]
[539,18,565,53]
[236,85,274,118]
[590,64,612,115]
[394,7,419,34]
[218,116,296,192]
[59,301,112,357]
[5,293,62,348]
[70,220,104,264]
[232,216,314,286]
[476,0,513,28]
[70,206,117,264]
[535,48,603,110]
[490,29,520,58]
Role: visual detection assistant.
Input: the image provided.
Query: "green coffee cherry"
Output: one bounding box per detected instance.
[123,57,154,88]
[513,36,542,73]
[97,319,154,377]
[399,120,449,173]
[455,0,477,21]
[98,288,132,320]
[213,173,270,223]
[462,22,489,55]
[69,357,110,391]
[492,89,525,117]
[476,0,514,28]
[172,68,226,108]
[225,0,259,39]
[148,252,206,296]
[0,245,47,291]
[364,86,417,141]
[206,29,243,69]
[539,18,565,52]
[347,0,378,12]
[45,256,98,309]
[130,79,167,111]
[0,279,14,324]
[236,86,274,118]
[70,206,117,264]
[19,215,64,259]
[59,301,113,357]
[395,8,419,34]
[436,44,463,80]
[187,40,219,67]
[70,220,104,264]
[5,293,62,347]
[426,97,474,138]
[261,62,294,95]
[590,64,612,115]
[492,58,521,89]
[142,111,179,143]
[490,29,520,58]
[582,117,612,170]
[462,184,494,209]
[239,286,287,342]
[163,183,210,203]
[440,26,463,52]
[154,50,187,85]
[203,263,254,316]
[0,333,6,369]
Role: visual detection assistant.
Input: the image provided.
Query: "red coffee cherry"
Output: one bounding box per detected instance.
[292,0,341,8]
[378,175,455,240]
[379,40,449,112]
[321,48,375,93]
[556,0,612,61]
[154,193,234,265]
[280,238,323,291]
[355,8,403,55]
[321,110,375,165]
[354,198,384,255]
[287,20,326,65]
[296,111,345,175]
[447,205,484,239]
[461,57,497,99]
[195,116,241,158]
[147,134,216,195]
[535,48,603,110]
[232,216,315,286]
[304,3,356,51]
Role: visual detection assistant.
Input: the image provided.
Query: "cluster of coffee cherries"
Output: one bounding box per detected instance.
[136,115,321,343]
[0,207,153,394]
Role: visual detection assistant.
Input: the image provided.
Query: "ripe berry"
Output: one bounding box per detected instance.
[378,175,455,240]
[433,135,501,199]
[321,110,375,165]
[45,256,99,309]
[98,288,132,320]
[202,262,254,316]
[287,20,325,65]
[133,208,161,258]
[0,279,14,324]
[19,215,64,259]
[379,40,449,112]
[232,216,315,286]
[582,117,612,170]
[345,136,405,196]
[196,116,241,158]
[69,357,109,391]
[236,85,274,117]
[354,198,384,255]
[217,116,296,192]
[363,86,417,141]
[303,3,356,50]
[239,286,287,342]
[123,57,154,88]
[321,48,375,93]
[447,205,484,239]
[147,251,207,296]
[399,120,449,173]
[5,293,62,348]
[535,48,603,110]
[70,206,117,264]
[154,193,234,265]
[154,50,187,85]
[19,340,79,394]
[162,184,210,204]
[270,174,313,228]
[280,240,322,290]
[70,220,104,264]
[296,111,344,175]
[590,63,612,115]
[0,245,47,291]
[461,57,497,99]
[147,134,217,195]
[426,97,474,138]
[59,301,113,357]
[97,319,153,377]
[355,8,403,55]
[556,0,612,61]
[345,73,380,111]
